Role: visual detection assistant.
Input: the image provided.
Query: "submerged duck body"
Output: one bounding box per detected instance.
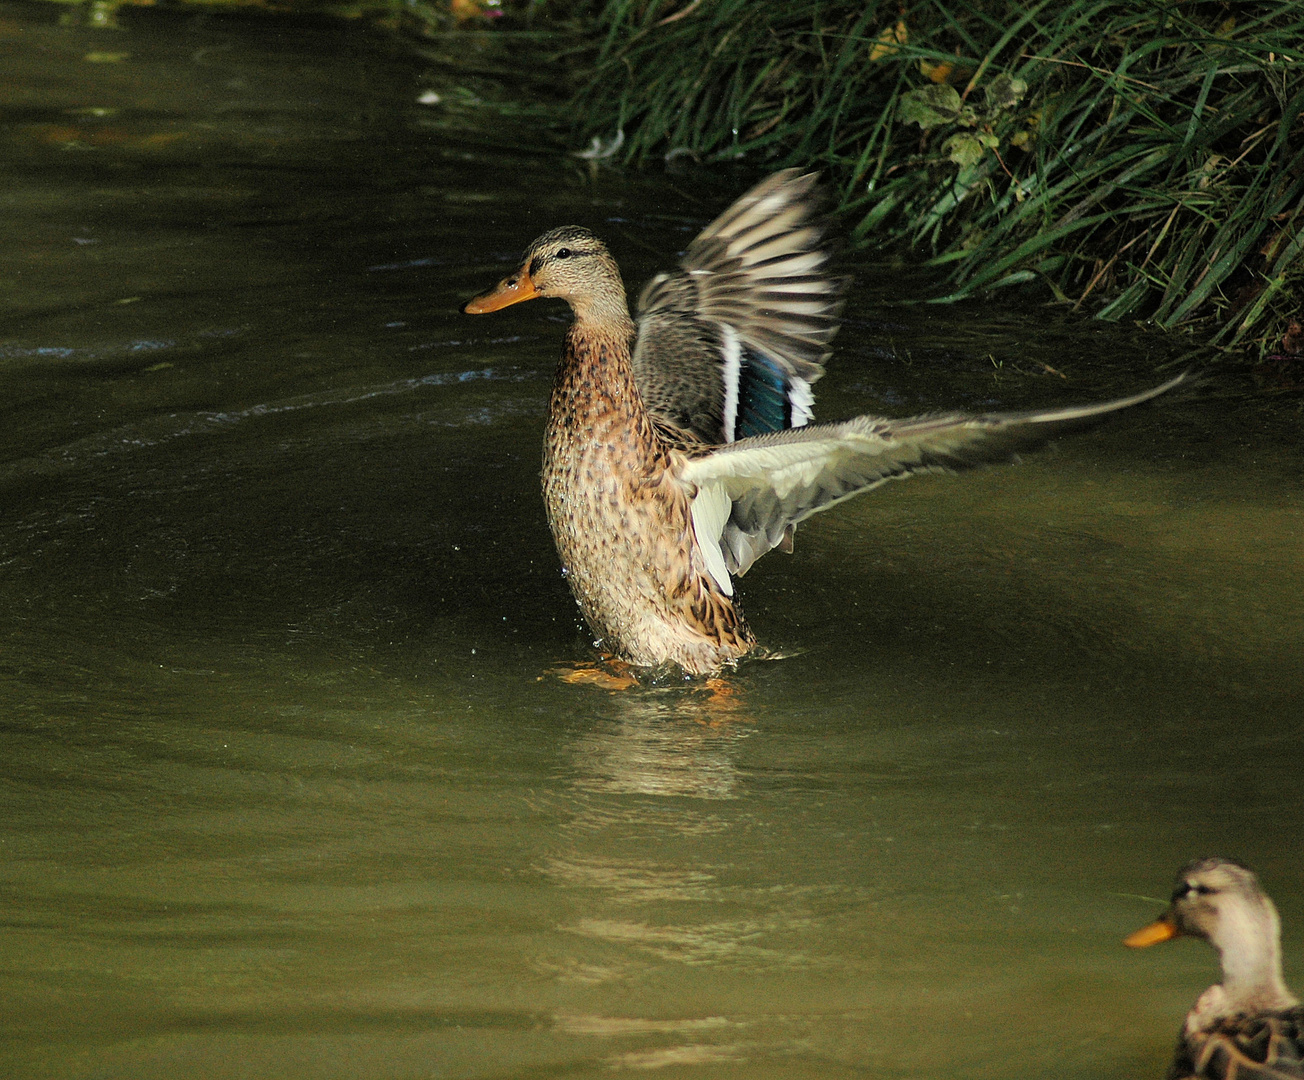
[1127,858,1304,1079]
[463,170,1185,675]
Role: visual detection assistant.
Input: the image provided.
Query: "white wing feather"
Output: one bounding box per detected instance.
[683,374,1188,589]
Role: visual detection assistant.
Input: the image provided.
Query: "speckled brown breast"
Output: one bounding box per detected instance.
[1171,1011,1304,1080]
[541,324,755,674]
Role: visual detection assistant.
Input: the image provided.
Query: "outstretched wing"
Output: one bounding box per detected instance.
[681,374,1189,594]
[632,169,847,445]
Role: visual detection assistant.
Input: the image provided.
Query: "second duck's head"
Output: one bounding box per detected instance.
[1125,857,1298,1020]
[1126,857,1279,951]
[462,226,630,326]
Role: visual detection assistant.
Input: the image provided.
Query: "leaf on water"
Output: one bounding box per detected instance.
[572,128,625,160]
[898,84,963,130]
[985,74,1028,110]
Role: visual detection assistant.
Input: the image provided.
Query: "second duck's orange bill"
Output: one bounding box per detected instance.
[1124,917,1180,948]
[462,271,538,314]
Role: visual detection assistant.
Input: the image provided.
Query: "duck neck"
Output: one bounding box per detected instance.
[1214,902,1298,1011]
[569,285,636,336]
[555,312,640,415]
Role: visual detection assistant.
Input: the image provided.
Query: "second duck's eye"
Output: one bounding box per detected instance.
[555,248,572,260]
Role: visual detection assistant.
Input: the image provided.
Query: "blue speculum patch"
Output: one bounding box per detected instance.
[736,351,794,438]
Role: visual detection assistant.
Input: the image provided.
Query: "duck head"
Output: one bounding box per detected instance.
[462,226,631,327]
[1126,857,1298,1017]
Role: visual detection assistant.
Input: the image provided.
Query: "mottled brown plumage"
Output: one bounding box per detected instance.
[540,317,754,671]
[462,170,1187,675]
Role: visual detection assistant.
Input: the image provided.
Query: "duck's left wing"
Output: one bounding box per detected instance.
[632,169,846,445]
[682,374,1188,593]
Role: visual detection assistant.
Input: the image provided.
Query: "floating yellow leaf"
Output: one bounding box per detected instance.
[869,20,907,62]
[919,59,954,83]
[919,57,972,85]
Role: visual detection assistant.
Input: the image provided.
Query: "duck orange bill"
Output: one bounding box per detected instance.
[1124,917,1180,948]
[462,272,538,314]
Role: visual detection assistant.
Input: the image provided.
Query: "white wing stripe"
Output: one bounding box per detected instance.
[788,378,814,428]
[720,324,741,443]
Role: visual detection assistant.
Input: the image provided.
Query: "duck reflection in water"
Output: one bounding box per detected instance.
[568,684,751,800]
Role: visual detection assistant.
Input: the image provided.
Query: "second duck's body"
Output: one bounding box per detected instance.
[1127,858,1304,1079]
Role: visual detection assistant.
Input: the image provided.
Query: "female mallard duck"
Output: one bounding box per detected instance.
[463,169,1185,676]
[1126,858,1303,1079]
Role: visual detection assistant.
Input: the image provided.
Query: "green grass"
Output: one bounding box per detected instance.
[567,0,1304,354]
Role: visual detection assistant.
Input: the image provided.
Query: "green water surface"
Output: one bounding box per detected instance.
[1,4,1301,1078]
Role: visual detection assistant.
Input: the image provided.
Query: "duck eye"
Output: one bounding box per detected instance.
[555,248,572,260]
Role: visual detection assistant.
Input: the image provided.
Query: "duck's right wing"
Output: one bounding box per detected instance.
[632,169,847,445]
[681,374,1189,594]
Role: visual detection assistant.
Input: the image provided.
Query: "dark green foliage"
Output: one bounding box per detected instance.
[570,1,1304,352]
